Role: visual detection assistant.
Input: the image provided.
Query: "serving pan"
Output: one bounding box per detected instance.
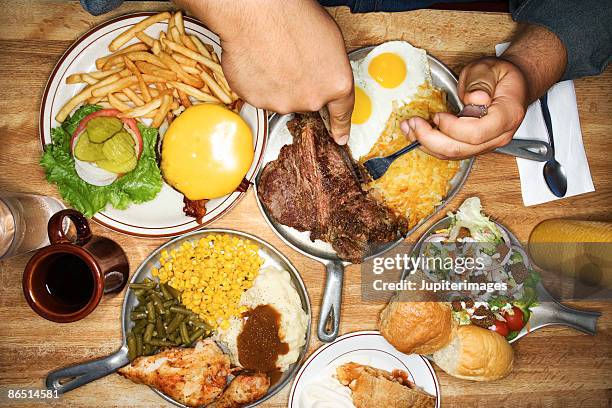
[254,47,473,343]
[402,216,601,343]
[46,229,312,408]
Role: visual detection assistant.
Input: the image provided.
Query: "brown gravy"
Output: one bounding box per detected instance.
[237,304,289,373]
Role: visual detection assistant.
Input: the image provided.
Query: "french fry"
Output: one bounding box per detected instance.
[117,97,163,118]
[135,31,155,48]
[124,56,151,102]
[135,61,178,80]
[177,89,192,108]
[213,70,233,97]
[56,73,122,121]
[118,51,167,69]
[87,95,104,104]
[170,27,183,45]
[189,35,212,58]
[66,74,83,84]
[109,11,171,51]
[159,52,204,88]
[172,53,197,67]
[152,40,161,56]
[92,76,138,97]
[180,34,198,52]
[108,93,131,112]
[167,13,176,39]
[174,10,185,35]
[96,43,148,69]
[114,92,132,102]
[152,94,172,128]
[81,74,98,85]
[168,81,219,103]
[211,51,220,64]
[142,73,172,83]
[163,39,223,75]
[89,67,124,79]
[181,65,200,75]
[199,70,232,104]
[159,32,168,51]
[123,87,145,106]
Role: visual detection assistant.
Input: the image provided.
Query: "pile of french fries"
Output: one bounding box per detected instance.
[56,11,239,128]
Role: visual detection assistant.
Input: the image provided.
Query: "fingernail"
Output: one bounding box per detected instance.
[400,120,411,135]
[336,134,349,145]
[433,114,440,126]
[408,118,416,130]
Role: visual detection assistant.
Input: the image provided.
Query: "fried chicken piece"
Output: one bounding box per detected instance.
[209,372,270,408]
[118,340,230,407]
[336,362,436,408]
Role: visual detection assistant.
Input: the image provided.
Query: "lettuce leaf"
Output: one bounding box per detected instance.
[40,105,162,217]
[447,197,502,242]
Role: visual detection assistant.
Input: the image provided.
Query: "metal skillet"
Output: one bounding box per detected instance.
[254,47,474,343]
[402,216,601,345]
[45,229,312,408]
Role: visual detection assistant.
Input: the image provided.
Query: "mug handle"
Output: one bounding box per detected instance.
[48,209,92,246]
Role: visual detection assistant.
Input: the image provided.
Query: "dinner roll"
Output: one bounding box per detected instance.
[432,325,514,381]
[379,290,455,355]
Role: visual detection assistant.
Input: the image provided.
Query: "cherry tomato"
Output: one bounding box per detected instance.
[504,306,526,332]
[490,319,509,337]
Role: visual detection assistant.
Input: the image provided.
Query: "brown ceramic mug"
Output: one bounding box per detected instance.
[23,209,129,323]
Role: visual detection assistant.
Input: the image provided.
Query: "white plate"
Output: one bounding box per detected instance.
[289,331,440,408]
[40,12,268,237]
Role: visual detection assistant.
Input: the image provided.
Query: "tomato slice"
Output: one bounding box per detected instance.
[504,306,526,332]
[70,109,143,159]
[490,319,510,337]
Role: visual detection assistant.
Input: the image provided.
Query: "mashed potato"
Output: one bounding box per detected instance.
[214,266,308,372]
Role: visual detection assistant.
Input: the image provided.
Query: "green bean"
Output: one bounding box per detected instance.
[130,282,156,290]
[132,289,146,298]
[179,322,190,344]
[166,313,185,334]
[148,338,175,347]
[146,301,156,322]
[162,311,174,325]
[163,299,178,308]
[155,317,167,339]
[130,311,147,321]
[136,294,147,305]
[189,320,212,330]
[189,328,206,343]
[151,293,166,315]
[143,343,152,355]
[135,332,143,356]
[165,284,181,299]
[160,283,173,300]
[133,319,147,334]
[170,305,193,315]
[143,322,155,343]
[174,336,182,346]
[127,333,137,361]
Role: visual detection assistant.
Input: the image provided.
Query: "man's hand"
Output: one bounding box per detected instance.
[175,0,354,144]
[402,57,528,159]
[402,24,568,159]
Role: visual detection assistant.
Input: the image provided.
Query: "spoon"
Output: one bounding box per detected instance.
[540,92,568,197]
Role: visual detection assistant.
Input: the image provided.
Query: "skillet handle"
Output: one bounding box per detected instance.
[46,346,129,394]
[318,261,345,343]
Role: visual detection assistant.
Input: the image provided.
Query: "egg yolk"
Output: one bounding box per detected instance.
[368,52,407,88]
[352,86,372,125]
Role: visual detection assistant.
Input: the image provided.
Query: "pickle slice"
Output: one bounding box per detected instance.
[74,131,106,162]
[114,130,135,146]
[87,117,123,143]
[96,154,137,174]
[102,133,136,164]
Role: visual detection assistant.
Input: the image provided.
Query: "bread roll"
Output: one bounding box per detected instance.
[432,325,514,381]
[379,291,455,355]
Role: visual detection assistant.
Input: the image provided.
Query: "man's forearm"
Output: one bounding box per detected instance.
[501,24,568,103]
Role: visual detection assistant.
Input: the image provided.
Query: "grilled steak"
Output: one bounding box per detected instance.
[257,113,401,263]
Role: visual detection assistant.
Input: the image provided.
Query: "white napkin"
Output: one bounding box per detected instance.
[495,43,594,206]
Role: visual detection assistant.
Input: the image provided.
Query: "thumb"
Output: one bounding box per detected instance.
[326,90,354,145]
[458,58,500,106]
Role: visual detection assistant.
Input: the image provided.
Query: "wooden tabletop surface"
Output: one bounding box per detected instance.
[1,1,611,407]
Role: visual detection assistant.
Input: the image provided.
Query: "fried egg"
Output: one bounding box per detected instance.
[348,41,432,160]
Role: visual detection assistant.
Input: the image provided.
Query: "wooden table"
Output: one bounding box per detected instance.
[1,1,610,407]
